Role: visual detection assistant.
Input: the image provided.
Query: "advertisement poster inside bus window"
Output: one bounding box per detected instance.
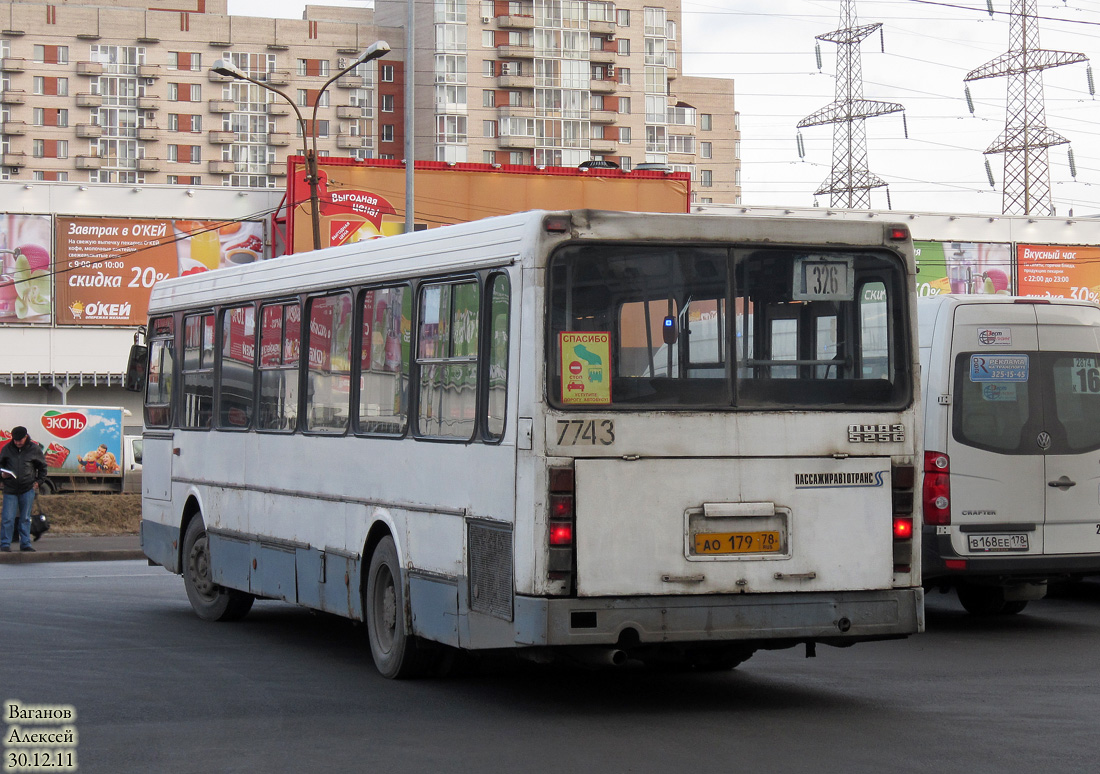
[1016,244,1100,302]
[560,332,611,405]
[914,241,1012,297]
[0,214,53,324]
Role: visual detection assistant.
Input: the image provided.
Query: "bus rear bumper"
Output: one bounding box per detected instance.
[514,588,925,647]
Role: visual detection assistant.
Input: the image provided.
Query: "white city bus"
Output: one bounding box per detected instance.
[127,209,924,678]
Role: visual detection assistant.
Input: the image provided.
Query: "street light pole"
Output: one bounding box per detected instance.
[211,40,390,252]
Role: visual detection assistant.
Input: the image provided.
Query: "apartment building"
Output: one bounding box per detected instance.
[375,0,740,204]
[0,0,739,203]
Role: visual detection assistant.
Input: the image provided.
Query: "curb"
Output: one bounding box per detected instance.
[0,550,146,565]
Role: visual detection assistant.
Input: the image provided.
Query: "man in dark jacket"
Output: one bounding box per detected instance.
[1,425,48,552]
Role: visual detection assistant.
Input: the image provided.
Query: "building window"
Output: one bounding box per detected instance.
[381,125,394,142]
[701,197,713,204]
[617,39,630,56]
[381,64,394,82]
[484,150,497,164]
[297,58,330,77]
[700,170,713,187]
[617,68,631,86]
[31,139,67,158]
[482,30,494,48]
[33,45,68,64]
[32,171,68,181]
[296,89,329,108]
[172,52,200,71]
[483,120,497,138]
[701,114,713,131]
[618,97,631,113]
[32,108,67,127]
[619,156,632,171]
[483,89,495,107]
[616,9,630,26]
[701,141,712,159]
[509,151,525,164]
[381,94,395,112]
[33,76,68,96]
[619,126,631,144]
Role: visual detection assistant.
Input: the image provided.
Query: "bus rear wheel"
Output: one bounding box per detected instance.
[182,518,254,622]
[365,535,434,679]
[956,582,1007,616]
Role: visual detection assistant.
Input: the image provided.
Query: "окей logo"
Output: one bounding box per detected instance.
[41,411,87,439]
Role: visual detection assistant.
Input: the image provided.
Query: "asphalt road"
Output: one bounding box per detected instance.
[2,561,1098,774]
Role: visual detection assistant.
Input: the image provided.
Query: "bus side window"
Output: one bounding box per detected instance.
[257,302,301,432]
[305,293,353,434]
[145,317,174,428]
[358,286,410,435]
[858,282,889,379]
[217,305,255,429]
[181,313,214,429]
[485,273,510,441]
[417,280,479,439]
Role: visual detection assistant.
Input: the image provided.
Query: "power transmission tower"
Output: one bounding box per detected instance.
[798,0,903,209]
[965,0,1087,216]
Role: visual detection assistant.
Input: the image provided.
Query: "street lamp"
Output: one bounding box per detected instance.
[211,40,391,251]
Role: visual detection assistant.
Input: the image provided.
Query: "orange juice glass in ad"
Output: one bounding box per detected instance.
[190,229,221,270]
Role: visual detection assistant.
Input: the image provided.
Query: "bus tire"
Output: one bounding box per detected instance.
[1000,600,1028,615]
[956,582,1006,616]
[182,518,254,622]
[365,535,431,679]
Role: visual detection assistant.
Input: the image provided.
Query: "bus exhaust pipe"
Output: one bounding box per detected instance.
[572,647,628,668]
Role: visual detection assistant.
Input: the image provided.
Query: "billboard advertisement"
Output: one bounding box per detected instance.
[914,241,1013,297]
[0,404,123,479]
[285,158,692,254]
[0,214,53,324]
[1016,244,1100,302]
[53,217,264,326]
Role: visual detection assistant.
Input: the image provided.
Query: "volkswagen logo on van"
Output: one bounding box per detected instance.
[1037,432,1052,450]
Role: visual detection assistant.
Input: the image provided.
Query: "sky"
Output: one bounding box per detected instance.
[227,0,1100,216]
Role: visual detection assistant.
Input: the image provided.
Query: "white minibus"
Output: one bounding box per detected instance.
[127,209,924,677]
[919,294,1100,613]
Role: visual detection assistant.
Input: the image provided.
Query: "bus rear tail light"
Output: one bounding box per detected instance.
[548,466,576,583]
[892,463,915,573]
[923,451,951,526]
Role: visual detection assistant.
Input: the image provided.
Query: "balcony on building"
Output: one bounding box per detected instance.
[267,132,291,146]
[138,64,160,78]
[75,155,103,170]
[137,95,159,110]
[497,14,535,30]
[208,130,235,144]
[336,134,365,149]
[589,19,615,35]
[266,102,291,116]
[76,61,103,76]
[1,120,27,135]
[137,157,160,172]
[1,57,25,72]
[208,160,235,174]
[137,126,159,141]
[589,48,616,64]
[262,71,291,86]
[590,139,616,153]
[336,105,365,119]
[1,89,27,105]
[498,135,536,149]
[75,92,102,107]
[208,99,236,113]
[497,44,535,59]
[75,123,103,138]
[589,109,616,124]
[1,151,26,167]
[336,74,364,89]
[268,165,286,177]
[497,74,534,89]
[497,105,535,120]
[209,70,233,83]
[589,78,616,94]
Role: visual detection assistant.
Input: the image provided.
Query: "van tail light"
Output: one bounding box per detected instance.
[548,466,575,583]
[923,451,951,526]
[892,463,916,573]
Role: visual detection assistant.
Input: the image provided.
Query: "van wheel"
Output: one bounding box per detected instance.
[1001,600,1028,615]
[182,518,254,622]
[956,583,1006,615]
[365,535,434,679]
[38,480,54,496]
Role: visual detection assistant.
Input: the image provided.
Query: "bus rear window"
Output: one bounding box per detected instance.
[548,244,910,409]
